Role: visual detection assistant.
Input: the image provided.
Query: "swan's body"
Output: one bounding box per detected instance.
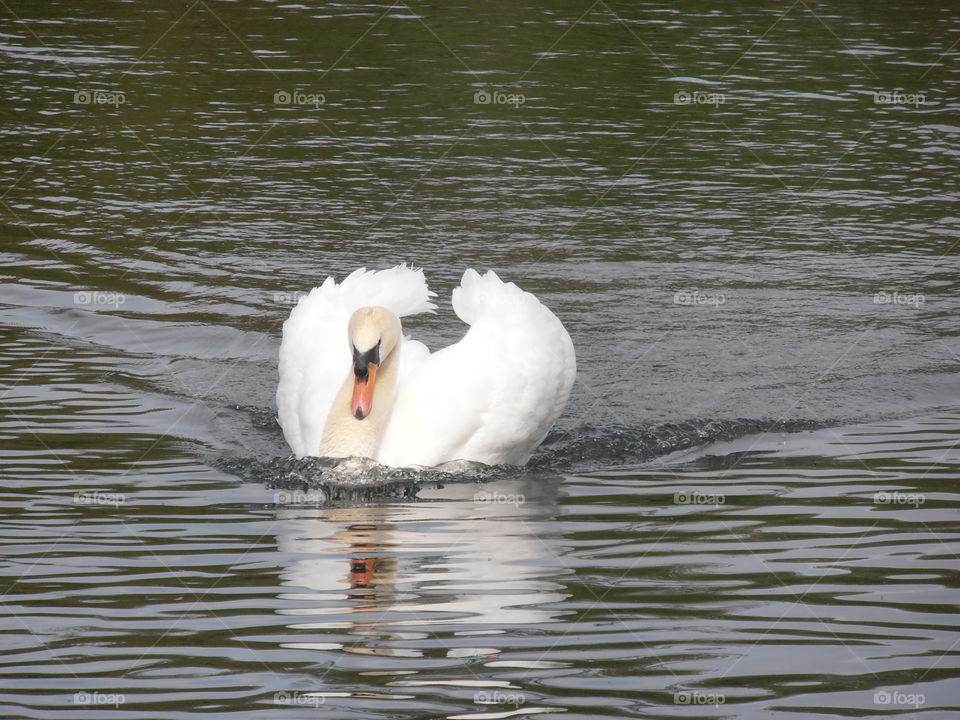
[276,265,576,468]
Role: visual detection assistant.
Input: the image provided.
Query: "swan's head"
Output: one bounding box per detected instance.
[346,306,401,421]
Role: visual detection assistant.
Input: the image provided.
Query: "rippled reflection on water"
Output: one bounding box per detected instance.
[2,0,959,717]
[2,417,959,718]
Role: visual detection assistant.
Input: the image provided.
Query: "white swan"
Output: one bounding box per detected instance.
[276,264,576,467]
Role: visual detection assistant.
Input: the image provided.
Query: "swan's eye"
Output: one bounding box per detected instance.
[352,340,381,380]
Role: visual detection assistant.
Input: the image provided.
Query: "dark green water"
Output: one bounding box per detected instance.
[1,1,959,718]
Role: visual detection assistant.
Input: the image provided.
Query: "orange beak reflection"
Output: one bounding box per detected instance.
[350,362,378,420]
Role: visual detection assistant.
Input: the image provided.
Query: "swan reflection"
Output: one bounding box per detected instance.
[273,476,570,660]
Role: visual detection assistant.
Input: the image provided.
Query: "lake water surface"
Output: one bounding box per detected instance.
[1,1,959,718]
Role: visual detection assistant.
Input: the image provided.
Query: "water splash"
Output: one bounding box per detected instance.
[214,415,836,504]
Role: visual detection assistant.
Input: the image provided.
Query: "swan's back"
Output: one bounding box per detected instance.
[276,265,436,457]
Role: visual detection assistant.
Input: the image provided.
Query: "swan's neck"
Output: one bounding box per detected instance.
[319,354,398,459]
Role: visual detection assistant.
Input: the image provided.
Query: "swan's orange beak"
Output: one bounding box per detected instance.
[351,362,377,420]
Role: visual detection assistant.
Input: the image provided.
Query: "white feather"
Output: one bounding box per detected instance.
[276,265,576,466]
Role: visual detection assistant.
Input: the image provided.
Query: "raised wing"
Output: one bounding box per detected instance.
[376,269,576,467]
[276,264,436,457]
